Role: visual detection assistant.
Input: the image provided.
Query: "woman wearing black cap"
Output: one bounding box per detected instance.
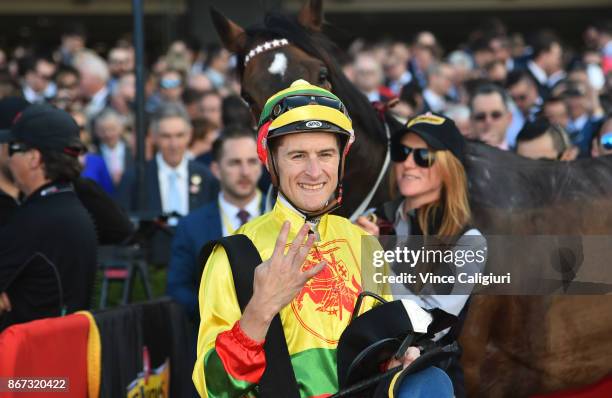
[357,112,487,398]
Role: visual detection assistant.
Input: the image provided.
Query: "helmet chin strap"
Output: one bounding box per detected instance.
[278,189,341,222]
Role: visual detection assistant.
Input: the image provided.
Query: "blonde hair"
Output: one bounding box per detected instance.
[391,149,471,237]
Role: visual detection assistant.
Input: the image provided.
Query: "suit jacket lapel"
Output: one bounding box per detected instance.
[188,162,205,212]
[211,202,223,238]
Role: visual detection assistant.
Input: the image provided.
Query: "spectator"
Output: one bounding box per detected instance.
[187,72,213,92]
[146,68,185,116]
[203,43,231,90]
[71,110,114,194]
[183,88,205,120]
[525,30,565,99]
[168,126,263,320]
[446,104,473,139]
[159,68,184,104]
[53,65,81,110]
[197,90,223,128]
[391,80,425,123]
[594,20,612,74]
[189,118,219,162]
[0,104,97,331]
[470,84,513,150]
[384,42,412,96]
[107,46,134,93]
[117,102,218,217]
[542,96,570,129]
[409,31,439,89]
[506,71,543,131]
[94,109,133,189]
[489,35,516,72]
[109,73,135,120]
[74,51,110,119]
[56,24,86,66]
[18,55,56,104]
[484,60,508,86]
[353,52,394,103]
[516,119,578,160]
[423,63,454,113]
[563,84,604,157]
[222,95,252,128]
[591,116,612,157]
[0,69,22,99]
[471,38,496,70]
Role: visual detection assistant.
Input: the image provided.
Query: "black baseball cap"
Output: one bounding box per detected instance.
[0,96,29,129]
[391,112,466,164]
[0,103,83,155]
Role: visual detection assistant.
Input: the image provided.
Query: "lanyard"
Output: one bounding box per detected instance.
[219,190,261,235]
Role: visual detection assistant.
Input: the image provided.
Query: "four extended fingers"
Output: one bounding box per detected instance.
[270,221,326,281]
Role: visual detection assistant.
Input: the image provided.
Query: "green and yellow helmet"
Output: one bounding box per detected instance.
[256,79,355,215]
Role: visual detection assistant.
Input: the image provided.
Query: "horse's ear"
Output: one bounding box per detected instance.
[210,7,247,54]
[298,0,324,32]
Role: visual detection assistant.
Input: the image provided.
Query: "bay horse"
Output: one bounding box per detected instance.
[211,1,612,396]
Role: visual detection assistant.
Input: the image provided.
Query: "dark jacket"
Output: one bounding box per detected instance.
[167,197,265,319]
[0,181,98,331]
[116,158,219,216]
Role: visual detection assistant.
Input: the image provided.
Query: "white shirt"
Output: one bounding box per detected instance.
[423,88,446,113]
[156,153,189,216]
[569,114,588,133]
[22,84,55,104]
[527,60,548,86]
[100,141,126,177]
[365,90,381,103]
[85,86,109,118]
[218,190,262,236]
[388,71,412,96]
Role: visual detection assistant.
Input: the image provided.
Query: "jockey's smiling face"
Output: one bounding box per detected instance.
[272,132,339,212]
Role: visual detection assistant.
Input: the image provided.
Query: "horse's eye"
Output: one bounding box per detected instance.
[242,91,255,107]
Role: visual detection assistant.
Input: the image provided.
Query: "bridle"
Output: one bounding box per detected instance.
[242,37,391,221]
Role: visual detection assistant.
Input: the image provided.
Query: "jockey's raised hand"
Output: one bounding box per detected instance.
[240,221,327,341]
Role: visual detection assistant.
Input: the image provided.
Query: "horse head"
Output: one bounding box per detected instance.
[210,0,392,219]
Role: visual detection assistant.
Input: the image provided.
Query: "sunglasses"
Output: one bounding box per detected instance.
[271,95,348,119]
[391,144,436,167]
[8,142,30,157]
[601,132,612,150]
[473,111,504,122]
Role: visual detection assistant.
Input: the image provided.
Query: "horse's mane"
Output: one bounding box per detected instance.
[239,11,387,144]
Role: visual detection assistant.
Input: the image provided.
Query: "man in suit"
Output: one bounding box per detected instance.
[167,126,263,320]
[117,102,218,218]
[563,85,603,157]
[524,30,565,100]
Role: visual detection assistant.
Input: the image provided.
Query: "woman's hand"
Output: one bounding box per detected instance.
[386,346,421,370]
[355,216,380,236]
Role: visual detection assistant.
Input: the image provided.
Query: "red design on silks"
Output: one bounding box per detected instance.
[215,321,266,384]
[292,239,362,343]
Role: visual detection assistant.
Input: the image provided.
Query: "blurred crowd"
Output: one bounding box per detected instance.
[0,18,611,216]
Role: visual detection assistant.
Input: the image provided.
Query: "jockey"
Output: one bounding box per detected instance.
[192,80,453,397]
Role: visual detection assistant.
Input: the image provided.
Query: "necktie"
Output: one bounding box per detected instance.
[237,209,250,226]
[167,171,182,214]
